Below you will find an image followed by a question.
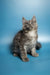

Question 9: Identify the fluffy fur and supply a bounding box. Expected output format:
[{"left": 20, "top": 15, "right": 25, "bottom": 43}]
[{"left": 12, "top": 16, "right": 41, "bottom": 62}]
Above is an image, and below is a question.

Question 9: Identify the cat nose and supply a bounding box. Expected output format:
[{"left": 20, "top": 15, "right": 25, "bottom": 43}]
[{"left": 26, "top": 27, "right": 30, "bottom": 30}]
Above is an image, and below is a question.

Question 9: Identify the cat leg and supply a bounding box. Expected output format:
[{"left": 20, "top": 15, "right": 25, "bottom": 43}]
[
  {"left": 36, "top": 42, "right": 41, "bottom": 50},
  {"left": 31, "top": 47, "right": 39, "bottom": 57},
  {"left": 12, "top": 44, "right": 19, "bottom": 56},
  {"left": 20, "top": 45, "right": 29, "bottom": 62}
]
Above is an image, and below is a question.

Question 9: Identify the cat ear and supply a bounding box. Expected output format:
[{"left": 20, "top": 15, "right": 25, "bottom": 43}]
[
  {"left": 31, "top": 16, "right": 36, "bottom": 23},
  {"left": 22, "top": 17, "right": 27, "bottom": 24}
]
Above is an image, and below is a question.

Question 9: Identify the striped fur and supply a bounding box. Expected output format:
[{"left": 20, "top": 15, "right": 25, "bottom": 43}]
[{"left": 12, "top": 16, "right": 41, "bottom": 62}]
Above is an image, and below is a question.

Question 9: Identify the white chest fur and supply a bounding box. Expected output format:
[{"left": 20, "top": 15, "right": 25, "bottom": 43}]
[
  {"left": 24, "top": 30, "right": 37, "bottom": 50},
  {"left": 28, "top": 30, "right": 37, "bottom": 37},
  {"left": 25, "top": 30, "right": 37, "bottom": 45},
  {"left": 28, "top": 30, "right": 37, "bottom": 44}
]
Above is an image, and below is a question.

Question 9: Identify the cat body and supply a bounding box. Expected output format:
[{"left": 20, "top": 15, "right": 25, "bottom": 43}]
[
  {"left": 24, "top": 30, "right": 38, "bottom": 52},
  {"left": 12, "top": 16, "right": 41, "bottom": 62}
]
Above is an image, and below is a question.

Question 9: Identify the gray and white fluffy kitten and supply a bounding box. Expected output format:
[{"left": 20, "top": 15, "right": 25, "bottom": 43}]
[{"left": 12, "top": 16, "right": 41, "bottom": 62}]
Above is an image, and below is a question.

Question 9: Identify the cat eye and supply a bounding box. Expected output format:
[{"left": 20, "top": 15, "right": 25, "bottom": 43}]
[{"left": 25, "top": 22, "right": 29, "bottom": 24}]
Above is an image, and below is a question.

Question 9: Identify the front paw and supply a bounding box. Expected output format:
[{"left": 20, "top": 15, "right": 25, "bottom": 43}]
[
  {"left": 13, "top": 53, "right": 18, "bottom": 56},
  {"left": 32, "top": 53, "right": 39, "bottom": 57},
  {"left": 22, "top": 58, "right": 29, "bottom": 62}
]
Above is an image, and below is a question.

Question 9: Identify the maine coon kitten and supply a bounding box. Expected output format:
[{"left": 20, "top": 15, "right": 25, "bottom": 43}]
[{"left": 12, "top": 16, "right": 41, "bottom": 62}]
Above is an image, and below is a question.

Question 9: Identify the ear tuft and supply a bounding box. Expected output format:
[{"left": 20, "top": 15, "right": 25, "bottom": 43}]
[
  {"left": 33, "top": 16, "right": 36, "bottom": 18},
  {"left": 22, "top": 17, "right": 26, "bottom": 24},
  {"left": 32, "top": 16, "right": 36, "bottom": 23},
  {"left": 22, "top": 17, "right": 25, "bottom": 20}
]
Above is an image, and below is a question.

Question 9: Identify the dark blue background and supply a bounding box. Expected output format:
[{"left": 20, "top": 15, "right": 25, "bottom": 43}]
[{"left": 0, "top": 0, "right": 50, "bottom": 75}]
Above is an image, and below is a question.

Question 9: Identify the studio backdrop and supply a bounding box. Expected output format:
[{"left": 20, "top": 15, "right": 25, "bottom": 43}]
[{"left": 0, "top": 0, "right": 50, "bottom": 75}]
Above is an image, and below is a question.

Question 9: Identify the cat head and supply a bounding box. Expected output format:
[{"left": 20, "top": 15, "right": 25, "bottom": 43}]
[{"left": 22, "top": 16, "right": 38, "bottom": 32}]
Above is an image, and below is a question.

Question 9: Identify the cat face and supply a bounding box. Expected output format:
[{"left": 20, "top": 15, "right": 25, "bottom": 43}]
[{"left": 22, "top": 16, "right": 38, "bottom": 32}]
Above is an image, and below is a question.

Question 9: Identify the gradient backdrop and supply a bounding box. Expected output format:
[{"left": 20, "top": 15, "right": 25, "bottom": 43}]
[{"left": 0, "top": 0, "right": 50, "bottom": 75}]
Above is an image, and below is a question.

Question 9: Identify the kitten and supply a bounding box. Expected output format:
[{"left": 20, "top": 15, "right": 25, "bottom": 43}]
[{"left": 12, "top": 16, "right": 41, "bottom": 62}]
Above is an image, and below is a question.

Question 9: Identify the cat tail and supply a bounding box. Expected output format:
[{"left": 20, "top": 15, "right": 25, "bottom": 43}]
[{"left": 36, "top": 42, "right": 42, "bottom": 50}]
